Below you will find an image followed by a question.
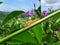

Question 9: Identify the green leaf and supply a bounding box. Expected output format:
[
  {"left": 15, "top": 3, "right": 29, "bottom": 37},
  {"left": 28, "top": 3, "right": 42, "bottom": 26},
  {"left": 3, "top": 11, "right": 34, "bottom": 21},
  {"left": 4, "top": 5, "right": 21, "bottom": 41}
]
[
  {"left": 49, "top": 37, "right": 56, "bottom": 45},
  {"left": 50, "top": 11, "right": 60, "bottom": 30},
  {"left": 2, "top": 10, "right": 25, "bottom": 25},
  {"left": 42, "top": 21, "right": 49, "bottom": 32},
  {"left": 52, "top": 41, "right": 60, "bottom": 45},
  {"left": 56, "top": 19, "right": 60, "bottom": 23},
  {"left": 32, "top": 24, "right": 42, "bottom": 44},
  {"left": 56, "top": 32, "right": 60, "bottom": 40},
  {"left": 21, "top": 43, "right": 37, "bottom": 45},
  {"left": 12, "top": 31, "right": 36, "bottom": 44},
  {"left": 7, "top": 39, "right": 37, "bottom": 45},
  {"left": 51, "top": 23, "right": 58, "bottom": 31},
  {"left": 34, "top": 6, "right": 42, "bottom": 18},
  {"left": 6, "top": 39, "right": 23, "bottom": 45},
  {"left": 53, "top": 12, "right": 60, "bottom": 21},
  {"left": 0, "top": 35, "right": 3, "bottom": 40}
]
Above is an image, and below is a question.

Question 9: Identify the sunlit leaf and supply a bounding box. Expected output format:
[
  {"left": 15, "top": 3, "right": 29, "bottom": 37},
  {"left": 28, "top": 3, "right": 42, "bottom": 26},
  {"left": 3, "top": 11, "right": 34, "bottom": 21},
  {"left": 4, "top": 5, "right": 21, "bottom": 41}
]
[
  {"left": 6, "top": 39, "right": 23, "bottom": 45},
  {"left": 12, "top": 31, "right": 36, "bottom": 44},
  {"left": 32, "top": 24, "right": 42, "bottom": 44},
  {"left": 2, "top": 11, "right": 25, "bottom": 25},
  {"left": 56, "top": 32, "right": 60, "bottom": 40},
  {"left": 52, "top": 12, "right": 60, "bottom": 21}
]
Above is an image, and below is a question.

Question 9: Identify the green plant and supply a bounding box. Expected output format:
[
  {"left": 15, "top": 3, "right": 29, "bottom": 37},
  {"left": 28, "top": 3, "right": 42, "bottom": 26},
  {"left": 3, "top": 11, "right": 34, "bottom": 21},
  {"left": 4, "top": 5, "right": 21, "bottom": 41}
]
[
  {"left": 0, "top": 0, "right": 60, "bottom": 45},
  {"left": 0, "top": 10, "right": 60, "bottom": 45}
]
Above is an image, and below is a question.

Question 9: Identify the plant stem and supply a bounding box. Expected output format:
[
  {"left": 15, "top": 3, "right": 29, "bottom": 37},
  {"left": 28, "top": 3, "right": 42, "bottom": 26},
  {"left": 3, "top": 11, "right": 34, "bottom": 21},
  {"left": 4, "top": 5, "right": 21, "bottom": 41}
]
[{"left": 0, "top": 10, "right": 60, "bottom": 43}]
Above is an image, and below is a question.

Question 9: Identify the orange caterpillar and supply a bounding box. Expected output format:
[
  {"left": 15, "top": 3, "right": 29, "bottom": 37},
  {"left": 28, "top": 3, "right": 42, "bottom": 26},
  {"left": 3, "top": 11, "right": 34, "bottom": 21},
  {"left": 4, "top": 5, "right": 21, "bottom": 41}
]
[{"left": 23, "top": 18, "right": 39, "bottom": 28}]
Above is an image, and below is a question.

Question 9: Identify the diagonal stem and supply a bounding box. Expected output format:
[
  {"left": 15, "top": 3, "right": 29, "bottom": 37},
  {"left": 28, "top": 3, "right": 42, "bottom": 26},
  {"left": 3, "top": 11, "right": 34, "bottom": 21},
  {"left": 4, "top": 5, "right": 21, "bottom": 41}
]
[{"left": 0, "top": 10, "right": 60, "bottom": 43}]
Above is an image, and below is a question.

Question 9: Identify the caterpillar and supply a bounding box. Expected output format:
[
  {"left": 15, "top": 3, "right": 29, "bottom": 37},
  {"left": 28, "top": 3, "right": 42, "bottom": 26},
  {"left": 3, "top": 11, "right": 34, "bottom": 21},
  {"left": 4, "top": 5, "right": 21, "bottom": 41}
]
[{"left": 23, "top": 18, "right": 39, "bottom": 28}]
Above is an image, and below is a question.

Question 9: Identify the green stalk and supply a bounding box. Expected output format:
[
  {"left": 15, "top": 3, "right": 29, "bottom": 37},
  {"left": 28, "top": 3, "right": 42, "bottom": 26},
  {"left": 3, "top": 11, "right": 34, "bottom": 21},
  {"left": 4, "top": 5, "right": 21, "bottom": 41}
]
[{"left": 0, "top": 10, "right": 60, "bottom": 43}]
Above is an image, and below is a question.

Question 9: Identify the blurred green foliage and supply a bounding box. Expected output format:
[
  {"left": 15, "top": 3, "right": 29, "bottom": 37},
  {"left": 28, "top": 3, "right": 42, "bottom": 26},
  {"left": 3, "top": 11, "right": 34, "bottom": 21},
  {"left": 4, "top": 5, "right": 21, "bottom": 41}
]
[{"left": 0, "top": 0, "right": 60, "bottom": 45}]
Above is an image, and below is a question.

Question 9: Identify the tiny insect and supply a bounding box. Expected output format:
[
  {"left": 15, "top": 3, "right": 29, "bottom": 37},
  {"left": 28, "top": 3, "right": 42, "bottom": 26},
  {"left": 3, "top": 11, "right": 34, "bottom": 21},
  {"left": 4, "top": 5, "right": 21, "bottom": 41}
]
[{"left": 23, "top": 18, "right": 39, "bottom": 28}]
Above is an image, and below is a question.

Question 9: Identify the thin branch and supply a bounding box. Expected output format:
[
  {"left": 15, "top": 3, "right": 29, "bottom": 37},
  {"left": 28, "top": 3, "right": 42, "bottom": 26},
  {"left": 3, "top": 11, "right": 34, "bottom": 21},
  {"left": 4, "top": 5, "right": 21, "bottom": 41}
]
[{"left": 0, "top": 10, "right": 60, "bottom": 43}]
